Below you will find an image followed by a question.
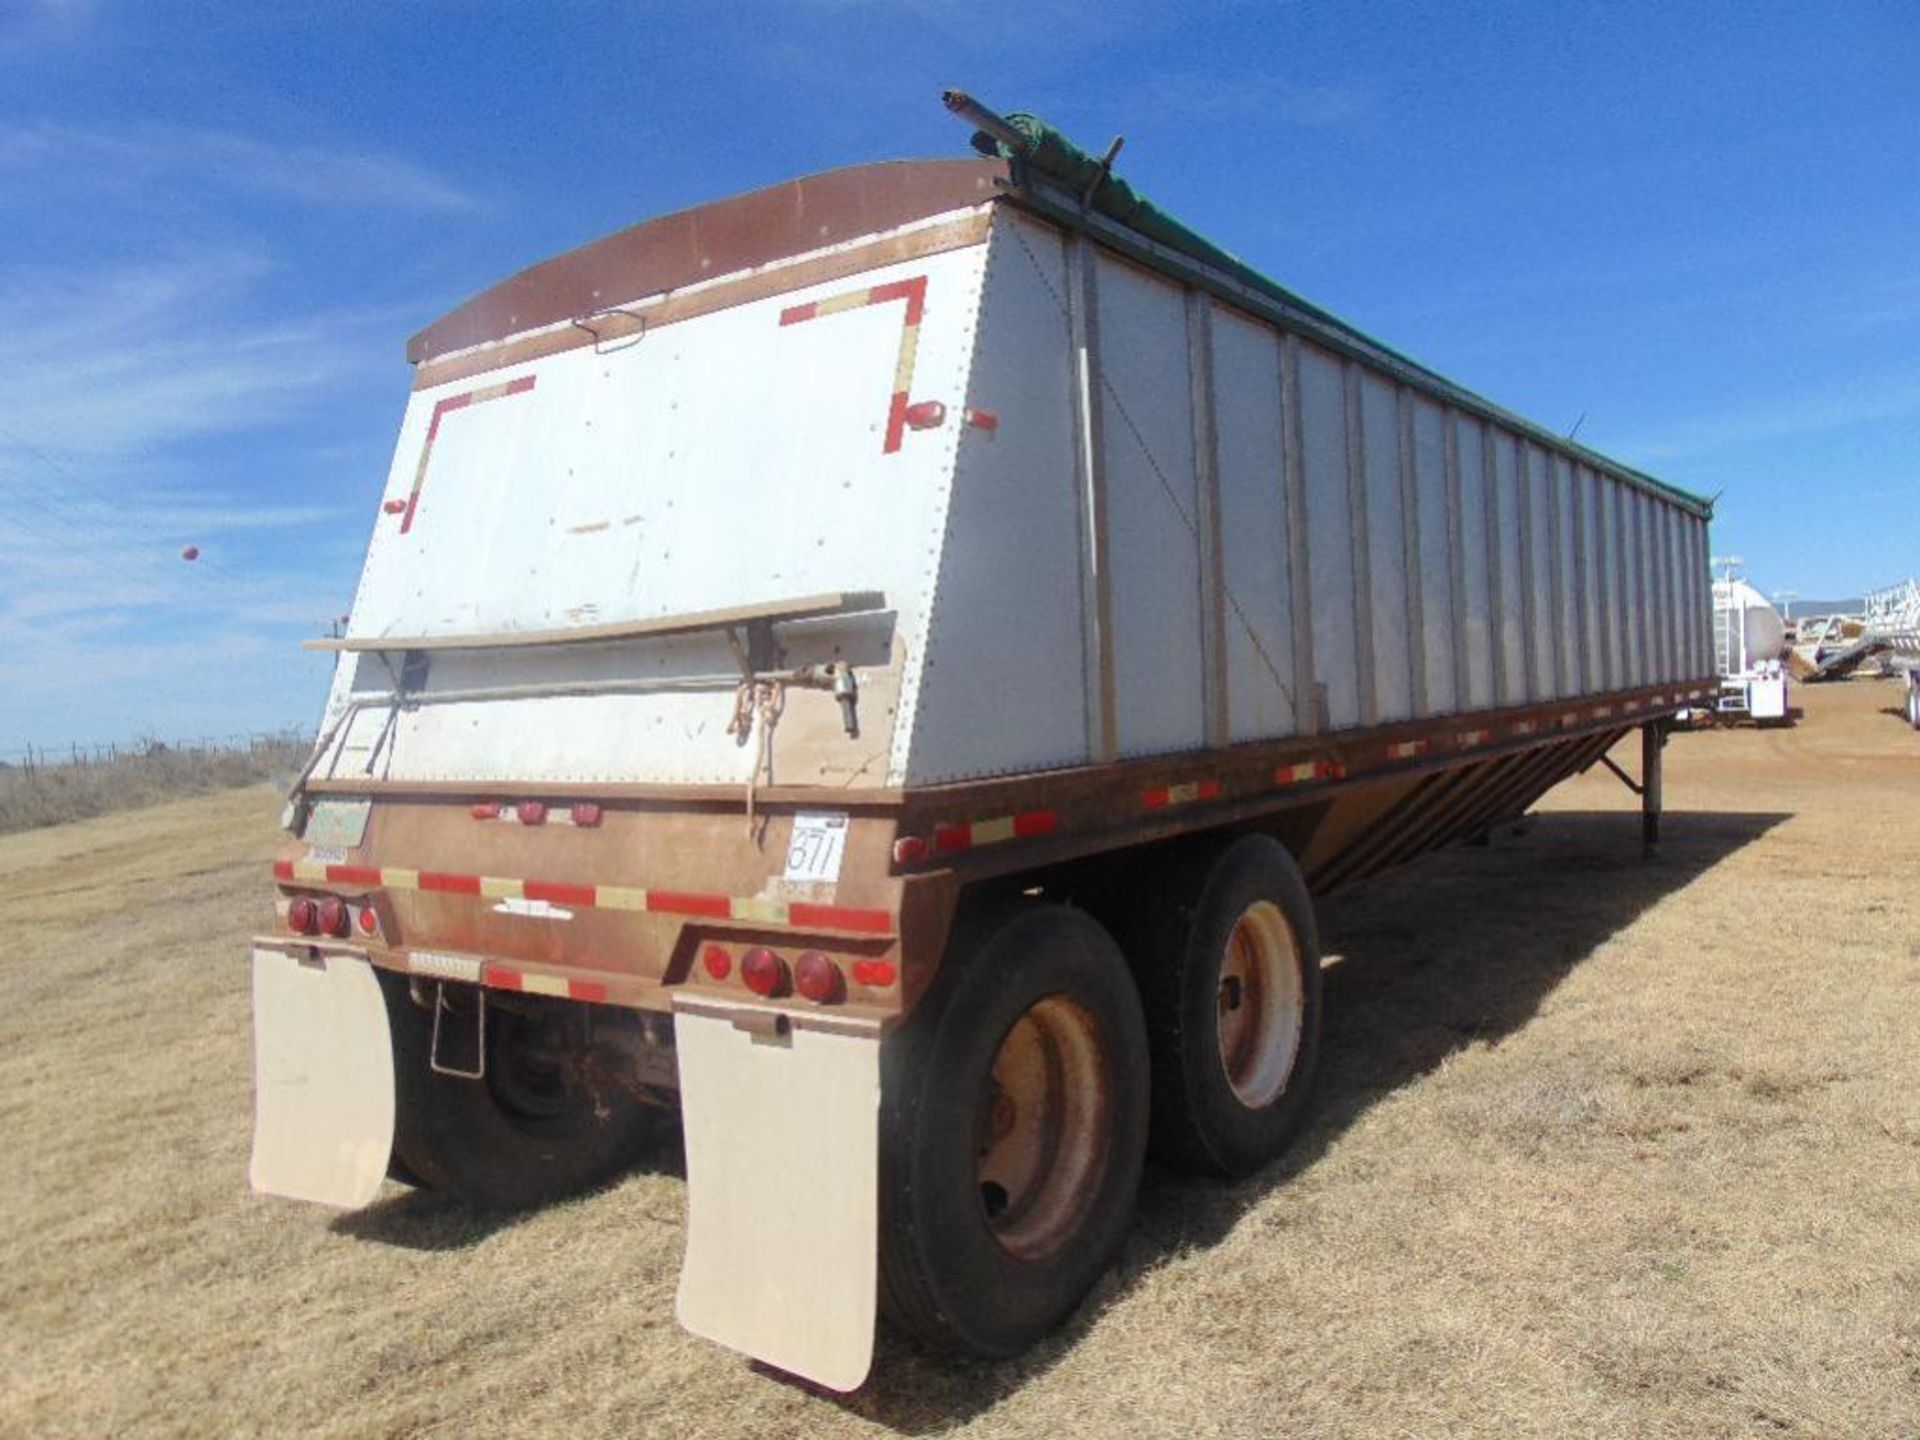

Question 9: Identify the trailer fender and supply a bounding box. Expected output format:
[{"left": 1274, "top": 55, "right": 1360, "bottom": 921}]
[
  {"left": 672, "top": 996, "right": 880, "bottom": 1392},
  {"left": 248, "top": 944, "right": 395, "bottom": 1209}
]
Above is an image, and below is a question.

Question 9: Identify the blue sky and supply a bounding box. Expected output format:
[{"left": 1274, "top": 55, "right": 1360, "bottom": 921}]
[{"left": 1, "top": 0, "right": 1914, "bottom": 748}]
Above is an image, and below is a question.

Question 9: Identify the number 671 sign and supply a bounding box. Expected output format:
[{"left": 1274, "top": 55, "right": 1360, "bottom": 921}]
[{"left": 783, "top": 812, "right": 850, "bottom": 885}]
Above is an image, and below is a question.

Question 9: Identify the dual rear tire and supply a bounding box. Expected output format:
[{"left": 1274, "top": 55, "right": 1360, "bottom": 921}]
[{"left": 880, "top": 835, "right": 1323, "bottom": 1356}]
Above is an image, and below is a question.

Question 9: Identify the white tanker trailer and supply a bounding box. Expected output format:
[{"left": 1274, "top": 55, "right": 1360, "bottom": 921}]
[{"left": 248, "top": 93, "right": 1718, "bottom": 1389}]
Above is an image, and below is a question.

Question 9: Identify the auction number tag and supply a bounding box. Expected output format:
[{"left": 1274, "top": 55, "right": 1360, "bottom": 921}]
[{"left": 784, "top": 811, "right": 849, "bottom": 885}]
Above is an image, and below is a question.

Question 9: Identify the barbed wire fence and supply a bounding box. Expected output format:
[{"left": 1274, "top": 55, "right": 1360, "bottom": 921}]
[{"left": 0, "top": 730, "right": 308, "bottom": 775}]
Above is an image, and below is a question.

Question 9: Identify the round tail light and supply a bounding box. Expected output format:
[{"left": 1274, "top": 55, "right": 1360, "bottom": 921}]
[
  {"left": 740, "top": 947, "right": 788, "bottom": 998},
  {"left": 317, "top": 896, "right": 351, "bottom": 938},
  {"left": 287, "top": 897, "right": 318, "bottom": 935},
  {"left": 516, "top": 800, "right": 548, "bottom": 826},
  {"left": 794, "top": 951, "right": 844, "bottom": 1004},
  {"left": 701, "top": 944, "right": 732, "bottom": 981}
]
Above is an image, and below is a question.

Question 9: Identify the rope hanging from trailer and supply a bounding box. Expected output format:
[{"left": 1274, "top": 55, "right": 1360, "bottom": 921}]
[{"left": 726, "top": 626, "right": 786, "bottom": 844}]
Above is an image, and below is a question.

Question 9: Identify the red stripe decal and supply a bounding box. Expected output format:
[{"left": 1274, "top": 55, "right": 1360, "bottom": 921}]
[
  {"left": 868, "top": 276, "right": 927, "bottom": 325},
  {"left": 931, "top": 822, "right": 972, "bottom": 854},
  {"left": 1013, "top": 810, "right": 1058, "bottom": 839},
  {"left": 883, "top": 390, "right": 910, "bottom": 455},
  {"left": 404, "top": 377, "right": 536, "bottom": 535},
  {"left": 326, "top": 864, "right": 384, "bottom": 888},
  {"left": 489, "top": 967, "right": 525, "bottom": 991},
  {"left": 570, "top": 979, "right": 609, "bottom": 1003},
  {"left": 524, "top": 879, "right": 597, "bottom": 908},
  {"left": 272, "top": 859, "right": 294, "bottom": 881},
  {"left": 420, "top": 871, "right": 482, "bottom": 895},
  {"left": 788, "top": 902, "right": 894, "bottom": 935},
  {"left": 646, "top": 891, "right": 733, "bottom": 919}
]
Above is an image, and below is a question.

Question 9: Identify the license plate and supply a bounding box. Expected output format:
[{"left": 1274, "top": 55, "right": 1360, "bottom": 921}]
[{"left": 306, "top": 797, "right": 372, "bottom": 849}]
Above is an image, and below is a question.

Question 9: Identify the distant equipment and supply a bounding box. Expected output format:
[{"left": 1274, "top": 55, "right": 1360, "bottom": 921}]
[{"left": 1710, "top": 557, "right": 1788, "bottom": 723}]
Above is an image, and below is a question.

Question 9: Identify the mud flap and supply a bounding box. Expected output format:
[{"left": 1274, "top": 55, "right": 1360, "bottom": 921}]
[
  {"left": 248, "top": 945, "right": 395, "bottom": 1209},
  {"left": 673, "top": 998, "right": 880, "bottom": 1392}
]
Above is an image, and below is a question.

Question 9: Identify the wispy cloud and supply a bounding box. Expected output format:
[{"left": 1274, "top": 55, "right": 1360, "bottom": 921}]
[
  {"left": 1620, "top": 371, "right": 1920, "bottom": 463},
  {"left": 0, "top": 120, "right": 480, "bottom": 212},
  {"left": 0, "top": 247, "right": 402, "bottom": 458}
]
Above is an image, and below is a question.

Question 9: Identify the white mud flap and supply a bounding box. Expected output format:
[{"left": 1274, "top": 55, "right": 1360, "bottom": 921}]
[
  {"left": 248, "top": 945, "right": 395, "bottom": 1209},
  {"left": 673, "top": 998, "right": 880, "bottom": 1392}
]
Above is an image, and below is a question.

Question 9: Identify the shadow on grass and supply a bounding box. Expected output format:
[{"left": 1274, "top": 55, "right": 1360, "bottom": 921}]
[
  {"left": 829, "top": 806, "right": 1788, "bottom": 1433},
  {"left": 330, "top": 1120, "right": 686, "bottom": 1253}
]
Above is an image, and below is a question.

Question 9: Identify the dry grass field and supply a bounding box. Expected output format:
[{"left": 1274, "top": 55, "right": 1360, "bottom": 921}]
[{"left": 5, "top": 678, "right": 1917, "bottom": 1439}]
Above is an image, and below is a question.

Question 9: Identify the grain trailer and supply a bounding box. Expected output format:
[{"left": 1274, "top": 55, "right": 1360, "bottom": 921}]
[{"left": 250, "top": 94, "right": 1717, "bottom": 1390}]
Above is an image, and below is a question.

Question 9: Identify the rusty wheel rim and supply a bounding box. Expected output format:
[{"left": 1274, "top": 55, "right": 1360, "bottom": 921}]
[
  {"left": 1216, "top": 900, "right": 1304, "bottom": 1109},
  {"left": 975, "top": 995, "right": 1110, "bottom": 1262}
]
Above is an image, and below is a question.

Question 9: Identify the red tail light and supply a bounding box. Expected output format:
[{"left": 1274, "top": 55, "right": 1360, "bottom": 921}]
[
  {"left": 701, "top": 944, "right": 732, "bottom": 981},
  {"left": 852, "top": 959, "right": 897, "bottom": 988},
  {"left": 357, "top": 904, "right": 379, "bottom": 937},
  {"left": 516, "top": 800, "right": 548, "bottom": 826},
  {"left": 740, "top": 947, "right": 788, "bottom": 998},
  {"left": 892, "top": 835, "right": 929, "bottom": 865},
  {"left": 569, "top": 802, "right": 603, "bottom": 827},
  {"left": 317, "top": 896, "right": 351, "bottom": 938},
  {"left": 471, "top": 801, "right": 501, "bottom": 820},
  {"left": 794, "top": 951, "right": 844, "bottom": 1004},
  {"left": 287, "top": 897, "right": 318, "bottom": 935},
  {"left": 904, "top": 399, "right": 947, "bottom": 430}
]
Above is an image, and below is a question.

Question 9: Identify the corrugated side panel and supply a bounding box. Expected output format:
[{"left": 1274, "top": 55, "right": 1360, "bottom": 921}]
[
  {"left": 1211, "top": 305, "right": 1298, "bottom": 743},
  {"left": 1360, "top": 373, "right": 1412, "bottom": 722},
  {"left": 1455, "top": 417, "right": 1496, "bottom": 710},
  {"left": 323, "top": 240, "right": 990, "bottom": 786},
  {"left": 1095, "top": 252, "right": 1208, "bottom": 759},
  {"left": 1298, "top": 344, "right": 1361, "bottom": 730},
  {"left": 1492, "top": 431, "right": 1528, "bottom": 705}
]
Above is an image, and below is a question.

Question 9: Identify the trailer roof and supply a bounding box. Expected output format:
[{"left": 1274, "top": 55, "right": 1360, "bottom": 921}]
[{"left": 407, "top": 158, "right": 1008, "bottom": 365}]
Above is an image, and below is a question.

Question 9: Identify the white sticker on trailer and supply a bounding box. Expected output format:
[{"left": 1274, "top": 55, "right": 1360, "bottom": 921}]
[{"left": 783, "top": 811, "right": 849, "bottom": 884}]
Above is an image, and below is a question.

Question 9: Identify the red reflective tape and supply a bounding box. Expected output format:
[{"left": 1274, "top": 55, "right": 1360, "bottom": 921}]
[
  {"left": 524, "top": 879, "right": 596, "bottom": 908},
  {"left": 489, "top": 967, "right": 526, "bottom": 991},
  {"left": 778, "top": 302, "right": 817, "bottom": 326},
  {"left": 425, "top": 392, "right": 471, "bottom": 442},
  {"left": 788, "top": 902, "right": 894, "bottom": 935},
  {"left": 420, "top": 871, "right": 482, "bottom": 895},
  {"left": 931, "top": 822, "right": 972, "bottom": 854},
  {"left": 883, "top": 390, "right": 910, "bottom": 454},
  {"left": 1013, "top": 810, "right": 1058, "bottom": 839},
  {"left": 1197, "top": 779, "right": 1223, "bottom": 801},
  {"left": 570, "top": 979, "right": 608, "bottom": 1003},
  {"left": 272, "top": 859, "right": 294, "bottom": 880},
  {"left": 1142, "top": 786, "right": 1171, "bottom": 810},
  {"left": 868, "top": 276, "right": 927, "bottom": 325},
  {"left": 646, "top": 890, "right": 733, "bottom": 919},
  {"left": 504, "top": 375, "right": 537, "bottom": 396},
  {"left": 326, "top": 865, "right": 384, "bottom": 888}
]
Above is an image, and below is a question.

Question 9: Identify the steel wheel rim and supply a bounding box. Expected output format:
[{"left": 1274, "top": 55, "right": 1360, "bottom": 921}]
[
  {"left": 975, "top": 995, "right": 1110, "bottom": 1262},
  {"left": 1216, "top": 900, "right": 1304, "bottom": 1109}
]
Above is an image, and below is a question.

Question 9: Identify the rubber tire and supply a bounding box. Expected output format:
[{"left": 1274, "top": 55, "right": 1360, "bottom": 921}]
[
  {"left": 378, "top": 972, "right": 658, "bottom": 1211},
  {"left": 1127, "top": 834, "right": 1323, "bottom": 1177},
  {"left": 879, "top": 904, "right": 1149, "bottom": 1358}
]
